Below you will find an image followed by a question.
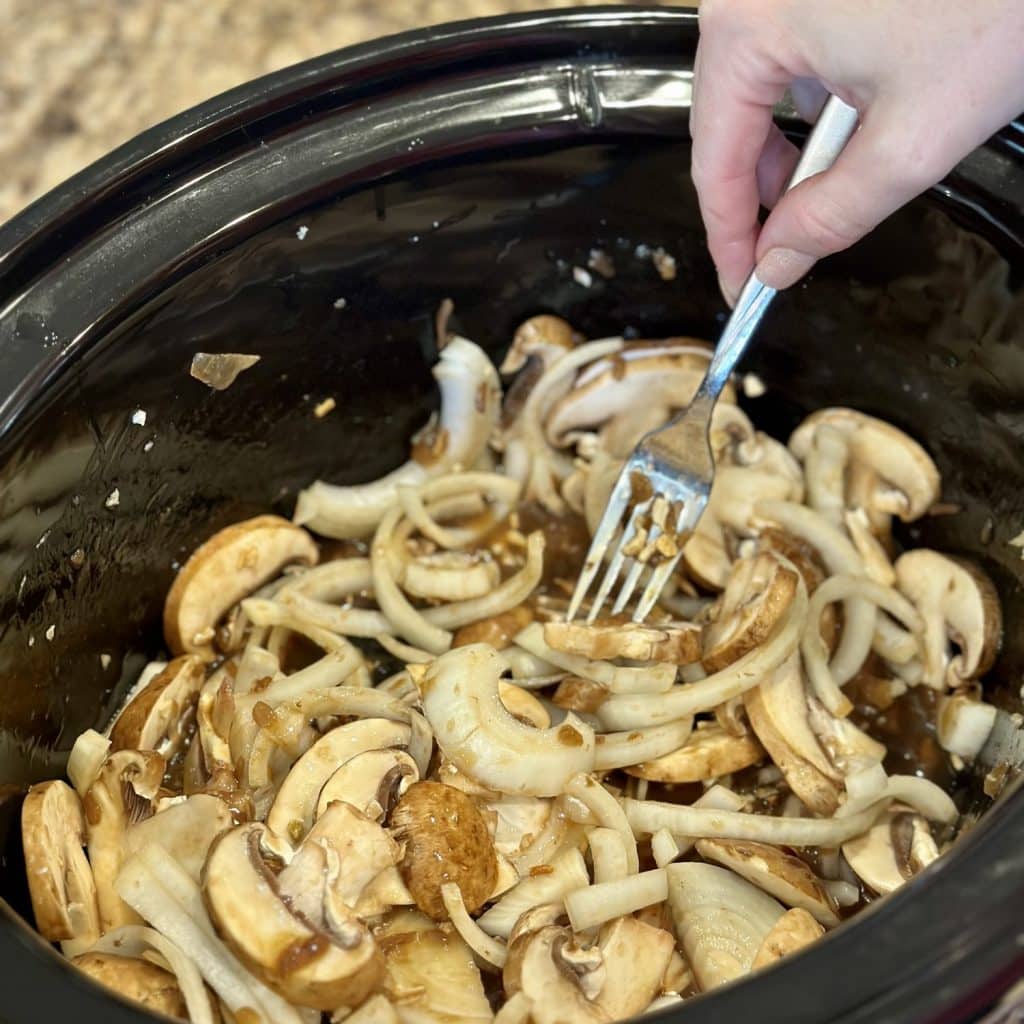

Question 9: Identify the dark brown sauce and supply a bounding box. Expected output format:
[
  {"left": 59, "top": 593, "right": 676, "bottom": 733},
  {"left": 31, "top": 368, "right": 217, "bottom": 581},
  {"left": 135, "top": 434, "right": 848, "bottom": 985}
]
[{"left": 516, "top": 502, "right": 590, "bottom": 588}]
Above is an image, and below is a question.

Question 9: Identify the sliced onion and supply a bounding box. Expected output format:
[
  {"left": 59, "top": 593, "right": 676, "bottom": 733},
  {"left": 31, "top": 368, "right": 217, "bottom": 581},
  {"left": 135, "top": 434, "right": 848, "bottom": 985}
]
[
  {"left": 281, "top": 558, "right": 373, "bottom": 601},
  {"left": 837, "top": 774, "right": 957, "bottom": 824},
  {"left": 672, "top": 785, "right": 749, "bottom": 856},
  {"left": 89, "top": 926, "right": 217, "bottom": 1024},
  {"left": 564, "top": 869, "right": 667, "bottom": 932},
  {"left": 397, "top": 473, "right": 520, "bottom": 549},
  {"left": 597, "top": 579, "right": 807, "bottom": 730},
  {"left": 587, "top": 827, "right": 629, "bottom": 884},
  {"left": 515, "top": 623, "right": 677, "bottom": 694},
  {"left": 802, "top": 574, "right": 922, "bottom": 717},
  {"left": 623, "top": 798, "right": 887, "bottom": 848},
  {"left": 67, "top": 729, "right": 111, "bottom": 798},
  {"left": 651, "top": 829, "right": 681, "bottom": 868},
  {"left": 420, "top": 644, "right": 595, "bottom": 797},
  {"left": 376, "top": 634, "right": 434, "bottom": 664},
  {"left": 477, "top": 848, "right": 589, "bottom": 938},
  {"left": 594, "top": 719, "right": 694, "bottom": 771},
  {"left": 244, "top": 596, "right": 381, "bottom": 648},
  {"left": 565, "top": 774, "right": 639, "bottom": 875},
  {"left": 513, "top": 799, "right": 574, "bottom": 872},
  {"left": 441, "top": 883, "right": 507, "bottom": 969}
]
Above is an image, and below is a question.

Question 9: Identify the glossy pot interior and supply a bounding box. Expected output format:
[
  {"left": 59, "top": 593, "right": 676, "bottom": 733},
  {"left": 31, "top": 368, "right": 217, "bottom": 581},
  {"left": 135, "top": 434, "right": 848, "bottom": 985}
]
[{"left": 1, "top": 7, "right": 1023, "bottom": 1024}]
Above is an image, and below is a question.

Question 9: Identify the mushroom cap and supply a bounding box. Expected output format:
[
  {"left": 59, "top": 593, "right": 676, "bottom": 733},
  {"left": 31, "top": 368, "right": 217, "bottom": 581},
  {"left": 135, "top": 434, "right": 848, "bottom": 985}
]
[
  {"left": 21, "top": 780, "right": 100, "bottom": 946},
  {"left": 390, "top": 781, "right": 498, "bottom": 920},
  {"left": 695, "top": 839, "right": 839, "bottom": 926},
  {"left": 71, "top": 953, "right": 189, "bottom": 1020},
  {"left": 315, "top": 749, "right": 419, "bottom": 824},
  {"left": 789, "top": 408, "right": 940, "bottom": 522},
  {"left": 503, "top": 925, "right": 610, "bottom": 1024},
  {"left": 203, "top": 822, "right": 383, "bottom": 1009},
  {"left": 164, "top": 515, "right": 318, "bottom": 658},
  {"left": 501, "top": 315, "right": 580, "bottom": 374},
  {"left": 593, "top": 916, "right": 676, "bottom": 1020},
  {"left": 842, "top": 811, "right": 938, "bottom": 896},
  {"left": 110, "top": 655, "right": 206, "bottom": 756},
  {"left": 894, "top": 550, "right": 1003, "bottom": 685},
  {"left": 626, "top": 721, "right": 764, "bottom": 783},
  {"left": 543, "top": 620, "right": 702, "bottom": 665},
  {"left": 266, "top": 717, "right": 412, "bottom": 841},
  {"left": 452, "top": 604, "right": 534, "bottom": 650},
  {"left": 703, "top": 554, "right": 799, "bottom": 672}
]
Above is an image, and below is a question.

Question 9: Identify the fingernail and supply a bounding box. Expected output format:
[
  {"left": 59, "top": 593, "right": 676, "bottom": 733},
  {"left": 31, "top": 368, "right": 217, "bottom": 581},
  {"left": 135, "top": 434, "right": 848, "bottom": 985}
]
[
  {"left": 755, "top": 248, "right": 816, "bottom": 290},
  {"left": 717, "top": 273, "right": 739, "bottom": 309}
]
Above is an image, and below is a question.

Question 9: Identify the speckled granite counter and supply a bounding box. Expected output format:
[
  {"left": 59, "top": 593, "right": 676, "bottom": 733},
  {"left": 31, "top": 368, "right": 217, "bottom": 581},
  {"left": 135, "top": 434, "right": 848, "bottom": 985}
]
[{"left": 1, "top": 0, "right": 682, "bottom": 225}]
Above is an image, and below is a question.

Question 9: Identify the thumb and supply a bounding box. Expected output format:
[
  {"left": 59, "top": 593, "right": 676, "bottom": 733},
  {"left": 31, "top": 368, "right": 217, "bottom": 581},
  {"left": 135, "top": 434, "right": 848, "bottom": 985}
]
[{"left": 753, "top": 119, "right": 930, "bottom": 290}]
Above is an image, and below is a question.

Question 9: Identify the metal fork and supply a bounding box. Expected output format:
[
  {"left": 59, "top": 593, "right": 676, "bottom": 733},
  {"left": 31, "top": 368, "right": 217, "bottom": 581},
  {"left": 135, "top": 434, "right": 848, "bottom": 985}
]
[{"left": 566, "top": 95, "right": 860, "bottom": 624}]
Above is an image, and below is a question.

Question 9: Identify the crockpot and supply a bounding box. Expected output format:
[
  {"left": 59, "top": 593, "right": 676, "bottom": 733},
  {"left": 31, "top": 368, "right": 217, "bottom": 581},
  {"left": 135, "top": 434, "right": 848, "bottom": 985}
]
[{"left": 1, "top": 6, "right": 1023, "bottom": 1023}]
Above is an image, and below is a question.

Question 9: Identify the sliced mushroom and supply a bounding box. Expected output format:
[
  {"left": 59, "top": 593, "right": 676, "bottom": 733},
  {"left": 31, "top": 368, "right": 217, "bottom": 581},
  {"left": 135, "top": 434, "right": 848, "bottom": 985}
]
[
  {"left": 667, "top": 862, "right": 785, "bottom": 991},
  {"left": 315, "top": 749, "right": 419, "bottom": 823},
  {"left": 66, "top": 729, "right": 112, "bottom": 799},
  {"left": 344, "top": 993, "right": 400, "bottom": 1024},
  {"left": 376, "top": 909, "right": 492, "bottom": 1023},
  {"left": 789, "top": 408, "right": 940, "bottom": 525},
  {"left": 503, "top": 925, "right": 609, "bottom": 1024},
  {"left": 695, "top": 839, "right": 839, "bottom": 926},
  {"left": 71, "top": 953, "right": 189, "bottom": 1020},
  {"left": 625, "top": 721, "right": 764, "bottom": 783},
  {"left": 545, "top": 340, "right": 734, "bottom": 448},
  {"left": 165, "top": 515, "right": 319, "bottom": 658},
  {"left": 390, "top": 781, "right": 498, "bottom": 920},
  {"left": 124, "top": 793, "right": 234, "bottom": 884},
  {"left": 543, "top": 620, "right": 702, "bottom": 665},
  {"left": 841, "top": 811, "right": 939, "bottom": 896},
  {"left": 502, "top": 315, "right": 580, "bottom": 374},
  {"left": 593, "top": 916, "right": 676, "bottom": 1020},
  {"left": 110, "top": 655, "right": 206, "bottom": 757},
  {"left": 452, "top": 604, "right": 534, "bottom": 649},
  {"left": 84, "top": 750, "right": 165, "bottom": 931},
  {"left": 204, "top": 822, "right": 383, "bottom": 1009},
  {"left": 703, "top": 554, "right": 799, "bottom": 671},
  {"left": 936, "top": 693, "right": 998, "bottom": 760},
  {"left": 22, "top": 781, "right": 100, "bottom": 955},
  {"left": 751, "top": 908, "right": 825, "bottom": 969},
  {"left": 500, "top": 682, "right": 552, "bottom": 729},
  {"left": 266, "top": 718, "right": 411, "bottom": 841},
  {"left": 894, "top": 551, "right": 1003, "bottom": 688},
  {"left": 553, "top": 677, "right": 609, "bottom": 715},
  {"left": 745, "top": 684, "right": 841, "bottom": 816}
]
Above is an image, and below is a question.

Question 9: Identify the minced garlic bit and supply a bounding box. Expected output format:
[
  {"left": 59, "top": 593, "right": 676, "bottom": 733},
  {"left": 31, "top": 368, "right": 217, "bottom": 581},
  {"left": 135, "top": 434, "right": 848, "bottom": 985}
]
[
  {"left": 572, "top": 266, "right": 593, "bottom": 288},
  {"left": 190, "top": 352, "right": 261, "bottom": 391},
  {"left": 314, "top": 397, "right": 337, "bottom": 419},
  {"left": 1010, "top": 530, "right": 1024, "bottom": 558},
  {"left": 742, "top": 373, "right": 767, "bottom": 399},
  {"left": 130, "top": 409, "right": 147, "bottom": 427},
  {"left": 104, "top": 488, "right": 120, "bottom": 509},
  {"left": 45, "top": 625, "right": 55, "bottom": 642},
  {"left": 333, "top": 297, "right": 347, "bottom": 310},
  {"left": 296, "top": 225, "right": 309, "bottom": 240},
  {"left": 100, "top": 654, "right": 112, "bottom": 670},
  {"left": 652, "top": 247, "right": 677, "bottom": 281}
]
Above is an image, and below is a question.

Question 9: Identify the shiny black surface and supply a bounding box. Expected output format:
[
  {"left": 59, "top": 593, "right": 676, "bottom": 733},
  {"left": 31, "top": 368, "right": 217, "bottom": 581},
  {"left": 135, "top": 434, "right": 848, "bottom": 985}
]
[{"left": 0, "top": 7, "right": 1023, "bottom": 1024}]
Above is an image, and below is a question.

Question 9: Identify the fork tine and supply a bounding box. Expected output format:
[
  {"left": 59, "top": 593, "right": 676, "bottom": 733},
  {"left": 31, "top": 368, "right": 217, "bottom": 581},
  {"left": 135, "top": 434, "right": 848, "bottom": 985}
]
[
  {"left": 566, "top": 471, "right": 635, "bottom": 622},
  {"left": 586, "top": 499, "right": 649, "bottom": 623},
  {"left": 610, "top": 540, "right": 655, "bottom": 615},
  {"left": 632, "top": 553, "right": 684, "bottom": 623}
]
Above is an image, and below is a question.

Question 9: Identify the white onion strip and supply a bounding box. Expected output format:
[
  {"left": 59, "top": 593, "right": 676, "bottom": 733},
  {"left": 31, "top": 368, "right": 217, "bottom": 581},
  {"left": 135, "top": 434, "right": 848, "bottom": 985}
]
[
  {"left": 593, "top": 719, "right": 694, "bottom": 771},
  {"left": 515, "top": 623, "right": 677, "bottom": 694},
  {"left": 89, "top": 926, "right": 217, "bottom": 1024},
  {"left": 398, "top": 473, "right": 520, "bottom": 549},
  {"left": 565, "top": 774, "right": 639, "bottom": 875},
  {"left": 376, "top": 633, "right": 434, "bottom": 664},
  {"left": 596, "top": 579, "right": 807, "bottom": 730},
  {"left": 244, "top": 595, "right": 383, "bottom": 647},
  {"left": 564, "top": 869, "right": 667, "bottom": 932},
  {"left": 587, "top": 827, "right": 629, "bottom": 884},
  {"left": 802, "top": 574, "right": 922, "bottom": 717},
  {"left": 441, "top": 883, "right": 507, "bottom": 969},
  {"left": 838, "top": 774, "right": 957, "bottom": 824},
  {"left": 651, "top": 829, "right": 681, "bottom": 868},
  {"left": 624, "top": 798, "right": 887, "bottom": 848}
]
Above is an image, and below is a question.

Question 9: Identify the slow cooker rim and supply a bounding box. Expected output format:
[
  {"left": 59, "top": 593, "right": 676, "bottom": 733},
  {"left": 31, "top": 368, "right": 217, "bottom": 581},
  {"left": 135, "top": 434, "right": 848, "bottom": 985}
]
[{"left": 0, "top": 7, "right": 1022, "bottom": 1024}]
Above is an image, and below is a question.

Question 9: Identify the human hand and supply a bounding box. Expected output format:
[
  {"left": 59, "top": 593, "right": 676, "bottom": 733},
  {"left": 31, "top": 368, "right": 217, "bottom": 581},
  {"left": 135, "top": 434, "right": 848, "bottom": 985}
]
[{"left": 691, "top": 0, "right": 1024, "bottom": 304}]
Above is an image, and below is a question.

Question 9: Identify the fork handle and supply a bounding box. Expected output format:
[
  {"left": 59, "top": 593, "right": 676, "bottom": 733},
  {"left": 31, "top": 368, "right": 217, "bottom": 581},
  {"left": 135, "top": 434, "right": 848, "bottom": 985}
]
[{"left": 692, "top": 95, "right": 861, "bottom": 411}]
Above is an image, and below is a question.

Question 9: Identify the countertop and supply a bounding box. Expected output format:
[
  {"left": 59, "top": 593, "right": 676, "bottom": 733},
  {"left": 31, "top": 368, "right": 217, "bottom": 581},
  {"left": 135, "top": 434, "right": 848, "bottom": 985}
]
[{"left": 1, "top": 0, "right": 680, "bottom": 226}]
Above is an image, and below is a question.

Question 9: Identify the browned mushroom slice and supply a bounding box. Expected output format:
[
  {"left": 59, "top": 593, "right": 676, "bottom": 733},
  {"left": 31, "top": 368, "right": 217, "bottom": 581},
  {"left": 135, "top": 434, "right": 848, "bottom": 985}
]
[
  {"left": 552, "top": 676, "right": 609, "bottom": 715},
  {"left": 593, "top": 916, "right": 676, "bottom": 1019},
  {"left": 745, "top": 685, "right": 841, "bottom": 816},
  {"left": 543, "top": 620, "right": 702, "bottom": 665},
  {"left": 164, "top": 515, "right": 319, "bottom": 658},
  {"left": 503, "top": 924, "right": 610, "bottom": 1024},
  {"left": 894, "top": 550, "right": 1003, "bottom": 688},
  {"left": 204, "top": 822, "right": 383, "bottom": 1009},
  {"left": 841, "top": 811, "right": 940, "bottom": 896},
  {"left": 72, "top": 953, "right": 189, "bottom": 1020},
  {"left": 695, "top": 839, "right": 839, "bottom": 926},
  {"left": 501, "top": 315, "right": 580, "bottom": 374},
  {"left": 84, "top": 750, "right": 166, "bottom": 931},
  {"left": 751, "top": 908, "right": 825, "bottom": 969},
  {"left": 702, "top": 554, "right": 799, "bottom": 672},
  {"left": 110, "top": 655, "right": 206, "bottom": 756},
  {"left": 390, "top": 781, "right": 498, "bottom": 920},
  {"left": 788, "top": 408, "right": 940, "bottom": 525},
  {"left": 626, "top": 722, "right": 764, "bottom": 783},
  {"left": 452, "top": 605, "right": 535, "bottom": 649},
  {"left": 21, "top": 781, "right": 100, "bottom": 954}
]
